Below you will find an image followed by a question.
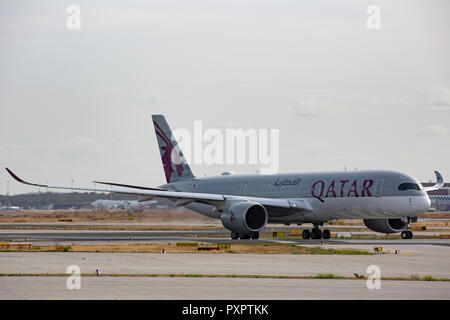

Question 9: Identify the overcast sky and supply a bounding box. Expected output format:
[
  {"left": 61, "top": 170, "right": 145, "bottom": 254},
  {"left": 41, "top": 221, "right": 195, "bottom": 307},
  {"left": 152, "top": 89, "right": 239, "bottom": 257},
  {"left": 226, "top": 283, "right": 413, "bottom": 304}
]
[{"left": 1, "top": 0, "right": 449, "bottom": 195}]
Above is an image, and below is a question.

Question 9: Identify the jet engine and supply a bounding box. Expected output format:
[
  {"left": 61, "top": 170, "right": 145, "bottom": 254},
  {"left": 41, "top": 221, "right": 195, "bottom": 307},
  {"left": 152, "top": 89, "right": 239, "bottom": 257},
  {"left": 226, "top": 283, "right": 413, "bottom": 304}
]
[
  {"left": 221, "top": 202, "right": 268, "bottom": 238},
  {"left": 363, "top": 218, "right": 410, "bottom": 234}
]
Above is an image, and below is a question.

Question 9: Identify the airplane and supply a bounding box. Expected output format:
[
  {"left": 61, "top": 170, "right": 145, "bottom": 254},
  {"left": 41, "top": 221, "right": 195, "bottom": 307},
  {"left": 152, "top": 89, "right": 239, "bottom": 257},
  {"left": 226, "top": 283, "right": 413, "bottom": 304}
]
[
  {"left": 91, "top": 199, "right": 146, "bottom": 212},
  {"left": 0, "top": 205, "right": 22, "bottom": 211},
  {"left": 5, "top": 114, "right": 445, "bottom": 240}
]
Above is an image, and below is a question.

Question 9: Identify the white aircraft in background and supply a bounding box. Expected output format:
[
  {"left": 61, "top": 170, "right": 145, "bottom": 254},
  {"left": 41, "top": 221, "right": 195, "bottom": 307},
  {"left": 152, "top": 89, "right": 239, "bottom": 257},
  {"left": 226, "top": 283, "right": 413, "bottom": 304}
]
[
  {"left": 5, "top": 115, "right": 445, "bottom": 240},
  {"left": 91, "top": 199, "right": 155, "bottom": 212},
  {"left": 0, "top": 205, "right": 22, "bottom": 211}
]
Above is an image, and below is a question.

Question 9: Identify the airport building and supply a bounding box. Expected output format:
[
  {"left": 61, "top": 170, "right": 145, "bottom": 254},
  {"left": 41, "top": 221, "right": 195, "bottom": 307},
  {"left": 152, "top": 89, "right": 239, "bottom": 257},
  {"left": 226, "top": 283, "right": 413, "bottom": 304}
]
[
  {"left": 424, "top": 182, "right": 450, "bottom": 212},
  {"left": 429, "top": 196, "right": 450, "bottom": 212}
]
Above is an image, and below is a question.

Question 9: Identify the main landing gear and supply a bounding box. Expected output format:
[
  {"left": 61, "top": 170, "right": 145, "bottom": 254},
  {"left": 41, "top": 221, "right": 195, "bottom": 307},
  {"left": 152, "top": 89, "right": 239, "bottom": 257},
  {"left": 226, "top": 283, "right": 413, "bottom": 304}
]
[
  {"left": 231, "top": 231, "right": 259, "bottom": 240},
  {"left": 401, "top": 230, "right": 413, "bottom": 239},
  {"left": 302, "top": 225, "right": 331, "bottom": 240}
]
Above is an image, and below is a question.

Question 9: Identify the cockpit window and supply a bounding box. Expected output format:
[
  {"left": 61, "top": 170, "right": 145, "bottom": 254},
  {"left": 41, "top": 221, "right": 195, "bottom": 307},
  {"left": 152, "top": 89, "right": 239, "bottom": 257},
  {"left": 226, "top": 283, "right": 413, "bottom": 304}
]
[{"left": 398, "top": 183, "right": 421, "bottom": 191}]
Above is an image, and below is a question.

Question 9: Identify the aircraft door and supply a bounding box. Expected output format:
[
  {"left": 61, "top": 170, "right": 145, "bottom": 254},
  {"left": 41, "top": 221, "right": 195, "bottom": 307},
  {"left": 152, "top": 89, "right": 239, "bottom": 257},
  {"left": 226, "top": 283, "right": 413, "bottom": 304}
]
[
  {"left": 374, "top": 179, "right": 384, "bottom": 197},
  {"left": 239, "top": 183, "right": 248, "bottom": 196}
]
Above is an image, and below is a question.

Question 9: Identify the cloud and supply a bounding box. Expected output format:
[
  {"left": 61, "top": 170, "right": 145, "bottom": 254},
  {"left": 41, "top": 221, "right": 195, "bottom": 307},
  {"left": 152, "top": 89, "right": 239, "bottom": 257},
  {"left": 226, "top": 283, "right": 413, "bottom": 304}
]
[
  {"left": 0, "top": 139, "right": 19, "bottom": 159},
  {"left": 426, "top": 87, "right": 450, "bottom": 110},
  {"left": 137, "top": 96, "right": 156, "bottom": 106},
  {"left": 48, "top": 137, "right": 104, "bottom": 158},
  {"left": 0, "top": 137, "right": 104, "bottom": 163},
  {"left": 418, "top": 125, "right": 449, "bottom": 136},
  {"left": 293, "top": 106, "right": 317, "bottom": 118},
  {"left": 215, "top": 120, "right": 243, "bottom": 128},
  {"left": 291, "top": 95, "right": 341, "bottom": 118}
]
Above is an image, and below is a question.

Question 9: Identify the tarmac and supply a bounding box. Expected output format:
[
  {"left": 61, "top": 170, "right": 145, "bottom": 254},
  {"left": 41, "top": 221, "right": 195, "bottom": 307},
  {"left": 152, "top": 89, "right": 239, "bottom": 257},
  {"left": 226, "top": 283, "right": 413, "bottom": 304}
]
[
  {"left": 1, "top": 277, "right": 449, "bottom": 299},
  {"left": 1, "top": 247, "right": 449, "bottom": 278},
  {"left": 1, "top": 227, "right": 449, "bottom": 300},
  {"left": 1, "top": 229, "right": 450, "bottom": 246}
]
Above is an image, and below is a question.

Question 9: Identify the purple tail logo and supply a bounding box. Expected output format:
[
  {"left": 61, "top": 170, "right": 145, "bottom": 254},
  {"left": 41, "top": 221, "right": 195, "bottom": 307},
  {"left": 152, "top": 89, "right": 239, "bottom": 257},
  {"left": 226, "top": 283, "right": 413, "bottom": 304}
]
[{"left": 153, "top": 120, "right": 184, "bottom": 183}]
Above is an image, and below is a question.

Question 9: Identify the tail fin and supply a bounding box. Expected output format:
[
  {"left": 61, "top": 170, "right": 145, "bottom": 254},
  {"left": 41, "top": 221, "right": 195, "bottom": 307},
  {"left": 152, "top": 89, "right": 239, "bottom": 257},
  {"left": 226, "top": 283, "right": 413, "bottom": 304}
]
[{"left": 152, "top": 114, "right": 194, "bottom": 183}]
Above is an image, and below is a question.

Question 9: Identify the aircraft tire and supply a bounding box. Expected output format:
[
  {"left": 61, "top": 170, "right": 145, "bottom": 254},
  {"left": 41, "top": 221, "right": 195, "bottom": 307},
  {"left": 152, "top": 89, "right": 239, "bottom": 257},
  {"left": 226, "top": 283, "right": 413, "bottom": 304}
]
[
  {"left": 302, "top": 230, "right": 311, "bottom": 239},
  {"left": 322, "top": 229, "right": 331, "bottom": 239},
  {"left": 311, "top": 229, "right": 322, "bottom": 240}
]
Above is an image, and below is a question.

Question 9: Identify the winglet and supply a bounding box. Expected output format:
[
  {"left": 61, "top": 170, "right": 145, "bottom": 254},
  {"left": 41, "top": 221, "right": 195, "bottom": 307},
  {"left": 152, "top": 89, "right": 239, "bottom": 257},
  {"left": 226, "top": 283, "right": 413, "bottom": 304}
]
[
  {"left": 424, "top": 170, "right": 444, "bottom": 192},
  {"left": 434, "top": 170, "right": 444, "bottom": 189},
  {"left": 5, "top": 168, "right": 46, "bottom": 187}
]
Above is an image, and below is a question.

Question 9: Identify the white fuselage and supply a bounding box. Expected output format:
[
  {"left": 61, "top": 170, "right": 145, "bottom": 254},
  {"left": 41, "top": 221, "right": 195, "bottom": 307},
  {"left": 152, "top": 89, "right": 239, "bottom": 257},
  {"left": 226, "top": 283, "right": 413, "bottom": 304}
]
[{"left": 164, "top": 170, "right": 431, "bottom": 223}]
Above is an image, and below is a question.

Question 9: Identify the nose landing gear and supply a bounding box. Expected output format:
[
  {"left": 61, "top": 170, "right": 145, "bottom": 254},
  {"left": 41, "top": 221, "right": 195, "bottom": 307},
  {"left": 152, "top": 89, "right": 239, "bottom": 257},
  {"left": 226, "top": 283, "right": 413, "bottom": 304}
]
[{"left": 401, "top": 230, "right": 413, "bottom": 239}]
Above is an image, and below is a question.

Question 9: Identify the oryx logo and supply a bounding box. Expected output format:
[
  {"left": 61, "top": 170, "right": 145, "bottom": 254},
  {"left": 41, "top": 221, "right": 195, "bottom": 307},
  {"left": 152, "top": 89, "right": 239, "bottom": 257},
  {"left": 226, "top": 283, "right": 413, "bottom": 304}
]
[
  {"left": 153, "top": 120, "right": 184, "bottom": 182},
  {"left": 230, "top": 211, "right": 236, "bottom": 222}
]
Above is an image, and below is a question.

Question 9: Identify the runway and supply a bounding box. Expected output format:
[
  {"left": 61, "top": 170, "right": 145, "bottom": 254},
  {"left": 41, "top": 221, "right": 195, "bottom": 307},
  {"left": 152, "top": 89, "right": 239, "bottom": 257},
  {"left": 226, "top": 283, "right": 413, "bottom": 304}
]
[
  {"left": 1, "top": 229, "right": 449, "bottom": 246},
  {"left": 1, "top": 277, "right": 449, "bottom": 299},
  {"left": 1, "top": 247, "right": 449, "bottom": 278}
]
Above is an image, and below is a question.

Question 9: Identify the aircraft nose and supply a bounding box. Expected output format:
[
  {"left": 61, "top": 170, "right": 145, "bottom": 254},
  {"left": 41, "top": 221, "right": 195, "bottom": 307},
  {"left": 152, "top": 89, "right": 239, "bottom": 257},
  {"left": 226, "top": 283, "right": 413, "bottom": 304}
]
[
  {"left": 425, "top": 195, "right": 431, "bottom": 210},
  {"left": 416, "top": 195, "right": 431, "bottom": 212}
]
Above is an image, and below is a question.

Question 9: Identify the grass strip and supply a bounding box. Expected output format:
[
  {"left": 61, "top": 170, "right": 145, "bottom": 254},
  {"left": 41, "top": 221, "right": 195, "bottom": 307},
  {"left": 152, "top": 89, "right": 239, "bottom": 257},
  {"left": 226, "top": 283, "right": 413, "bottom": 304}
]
[
  {"left": 0, "top": 273, "right": 448, "bottom": 282},
  {"left": 0, "top": 243, "right": 371, "bottom": 255}
]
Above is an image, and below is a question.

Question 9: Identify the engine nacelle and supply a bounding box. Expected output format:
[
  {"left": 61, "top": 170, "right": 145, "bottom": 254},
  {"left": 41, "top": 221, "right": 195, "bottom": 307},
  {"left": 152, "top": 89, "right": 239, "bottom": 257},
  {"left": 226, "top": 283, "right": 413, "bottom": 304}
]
[
  {"left": 221, "top": 202, "right": 268, "bottom": 235},
  {"left": 363, "top": 218, "right": 409, "bottom": 234}
]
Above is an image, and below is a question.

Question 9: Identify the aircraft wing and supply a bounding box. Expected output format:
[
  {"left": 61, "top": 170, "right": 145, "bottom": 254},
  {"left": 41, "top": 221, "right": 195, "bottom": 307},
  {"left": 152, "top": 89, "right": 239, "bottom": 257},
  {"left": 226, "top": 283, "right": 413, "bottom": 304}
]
[
  {"left": 92, "top": 180, "right": 167, "bottom": 191},
  {"left": 5, "top": 168, "right": 313, "bottom": 212},
  {"left": 423, "top": 171, "right": 444, "bottom": 192}
]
